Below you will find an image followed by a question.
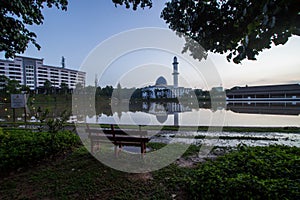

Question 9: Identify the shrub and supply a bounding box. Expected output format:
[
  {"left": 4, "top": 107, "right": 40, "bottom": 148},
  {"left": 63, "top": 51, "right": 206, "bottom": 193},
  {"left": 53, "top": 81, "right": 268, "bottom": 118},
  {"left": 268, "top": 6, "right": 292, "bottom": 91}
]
[
  {"left": 0, "top": 129, "right": 80, "bottom": 172},
  {"left": 186, "top": 145, "right": 300, "bottom": 199}
]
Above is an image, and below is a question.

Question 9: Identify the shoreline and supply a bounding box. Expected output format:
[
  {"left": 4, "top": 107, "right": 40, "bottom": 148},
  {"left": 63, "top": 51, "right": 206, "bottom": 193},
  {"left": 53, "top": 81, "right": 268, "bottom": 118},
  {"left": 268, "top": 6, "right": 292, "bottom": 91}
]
[{"left": 1, "top": 122, "right": 299, "bottom": 133}]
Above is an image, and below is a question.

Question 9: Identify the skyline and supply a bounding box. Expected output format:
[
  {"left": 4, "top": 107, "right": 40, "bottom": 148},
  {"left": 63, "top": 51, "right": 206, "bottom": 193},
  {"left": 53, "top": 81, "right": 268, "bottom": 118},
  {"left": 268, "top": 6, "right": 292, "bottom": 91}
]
[{"left": 0, "top": 0, "right": 299, "bottom": 89}]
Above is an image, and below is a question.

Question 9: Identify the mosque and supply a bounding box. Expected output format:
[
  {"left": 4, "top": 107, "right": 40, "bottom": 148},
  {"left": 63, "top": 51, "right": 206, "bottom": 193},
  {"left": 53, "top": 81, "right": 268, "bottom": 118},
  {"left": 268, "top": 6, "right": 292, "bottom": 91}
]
[{"left": 141, "top": 57, "right": 192, "bottom": 99}]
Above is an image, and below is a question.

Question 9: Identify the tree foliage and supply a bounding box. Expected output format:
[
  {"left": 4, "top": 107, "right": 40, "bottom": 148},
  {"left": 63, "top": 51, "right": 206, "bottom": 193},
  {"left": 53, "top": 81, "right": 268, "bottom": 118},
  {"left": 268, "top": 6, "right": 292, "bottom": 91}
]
[
  {"left": 2, "top": 0, "right": 299, "bottom": 64},
  {"left": 43, "top": 79, "right": 53, "bottom": 94},
  {"left": 60, "top": 82, "right": 69, "bottom": 94},
  {"left": 112, "top": 0, "right": 152, "bottom": 10},
  {"left": 0, "top": 75, "right": 21, "bottom": 94},
  {"left": 161, "top": 0, "right": 300, "bottom": 63},
  {"left": 0, "top": 0, "right": 68, "bottom": 58}
]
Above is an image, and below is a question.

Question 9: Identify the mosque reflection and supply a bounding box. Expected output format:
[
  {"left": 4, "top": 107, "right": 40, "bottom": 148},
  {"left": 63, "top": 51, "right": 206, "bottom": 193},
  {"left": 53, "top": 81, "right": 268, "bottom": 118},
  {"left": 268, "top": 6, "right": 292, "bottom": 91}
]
[
  {"left": 141, "top": 102, "right": 192, "bottom": 125},
  {"left": 104, "top": 100, "right": 300, "bottom": 125},
  {"left": 124, "top": 100, "right": 300, "bottom": 118}
]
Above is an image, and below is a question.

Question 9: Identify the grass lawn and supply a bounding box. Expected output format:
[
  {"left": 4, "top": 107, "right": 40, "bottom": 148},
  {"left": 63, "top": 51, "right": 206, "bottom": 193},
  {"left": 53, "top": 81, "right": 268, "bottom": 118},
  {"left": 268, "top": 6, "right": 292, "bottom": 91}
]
[
  {"left": 0, "top": 128, "right": 299, "bottom": 199},
  {"left": 0, "top": 146, "right": 180, "bottom": 200}
]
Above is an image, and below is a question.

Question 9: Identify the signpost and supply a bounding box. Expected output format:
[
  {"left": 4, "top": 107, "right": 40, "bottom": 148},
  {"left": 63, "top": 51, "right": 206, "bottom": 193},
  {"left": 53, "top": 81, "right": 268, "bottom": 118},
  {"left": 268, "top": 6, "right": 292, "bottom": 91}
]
[{"left": 11, "top": 94, "right": 27, "bottom": 123}]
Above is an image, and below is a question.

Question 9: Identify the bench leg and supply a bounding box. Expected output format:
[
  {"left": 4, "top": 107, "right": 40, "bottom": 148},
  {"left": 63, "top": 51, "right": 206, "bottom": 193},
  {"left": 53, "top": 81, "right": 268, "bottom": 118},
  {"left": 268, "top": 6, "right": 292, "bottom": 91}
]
[
  {"left": 91, "top": 140, "right": 94, "bottom": 154},
  {"left": 140, "top": 143, "right": 143, "bottom": 154},
  {"left": 114, "top": 145, "right": 118, "bottom": 157},
  {"left": 141, "top": 142, "right": 146, "bottom": 155},
  {"left": 90, "top": 140, "right": 101, "bottom": 154},
  {"left": 96, "top": 141, "right": 100, "bottom": 152}
]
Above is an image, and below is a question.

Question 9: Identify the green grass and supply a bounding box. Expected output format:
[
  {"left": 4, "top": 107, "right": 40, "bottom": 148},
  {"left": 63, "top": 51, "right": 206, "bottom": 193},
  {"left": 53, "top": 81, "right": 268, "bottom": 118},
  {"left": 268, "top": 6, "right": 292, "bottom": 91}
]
[
  {"left": 0, "top": 146, "right": 175, "bottom": 200},
  {"left": 0, "top": 128, "right": 299, "bottom": 199},
  {"left": 1, "top": 145, "right": 298, "bottom": 199}
]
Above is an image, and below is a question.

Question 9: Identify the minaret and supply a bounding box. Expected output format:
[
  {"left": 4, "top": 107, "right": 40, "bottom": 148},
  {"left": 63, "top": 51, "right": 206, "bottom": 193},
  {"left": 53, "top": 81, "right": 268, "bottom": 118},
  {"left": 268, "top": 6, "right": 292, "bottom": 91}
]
[
  {"left": 61, "top": 56, "right": 65, "bottom": 68},
  {"left": 172, "top": 56, "right": 179, "bottom": 88}
]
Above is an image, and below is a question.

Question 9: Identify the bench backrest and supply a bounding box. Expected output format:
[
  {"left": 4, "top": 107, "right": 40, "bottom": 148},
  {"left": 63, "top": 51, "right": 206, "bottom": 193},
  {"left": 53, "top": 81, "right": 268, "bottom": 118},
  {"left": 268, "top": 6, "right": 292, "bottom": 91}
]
[{"left": 86, "top": 124, "right": 148, "bottom": 137}]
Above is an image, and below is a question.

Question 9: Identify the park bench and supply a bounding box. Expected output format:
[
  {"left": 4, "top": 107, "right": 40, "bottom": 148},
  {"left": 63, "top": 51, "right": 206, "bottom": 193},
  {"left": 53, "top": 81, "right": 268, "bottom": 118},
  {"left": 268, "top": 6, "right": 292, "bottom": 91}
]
[{"left": 86, "top": 124, "right": 150, "bottom": 155}]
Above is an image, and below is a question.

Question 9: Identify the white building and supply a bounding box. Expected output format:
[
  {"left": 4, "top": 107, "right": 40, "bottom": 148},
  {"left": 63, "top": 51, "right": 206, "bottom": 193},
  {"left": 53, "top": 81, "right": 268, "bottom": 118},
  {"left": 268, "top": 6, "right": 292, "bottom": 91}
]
[
  {"left": 141, "top": 57, "right": 192, "bottom": 99},
  {"left": 0, "top": 56, "right": 85, "bottom": 90}
]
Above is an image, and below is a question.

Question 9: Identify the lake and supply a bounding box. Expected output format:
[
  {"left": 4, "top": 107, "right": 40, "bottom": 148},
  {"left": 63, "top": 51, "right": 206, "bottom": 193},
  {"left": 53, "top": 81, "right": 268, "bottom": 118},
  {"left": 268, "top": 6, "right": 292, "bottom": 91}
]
[
  {"left": 1, "top": 100, "right": 299, "bottom": 127},
  {"left": 1, "top": 100, "right": 299, "bottom": 148},
  {"left": 87, "top": 101, "right": 300, "bottom": 127}
]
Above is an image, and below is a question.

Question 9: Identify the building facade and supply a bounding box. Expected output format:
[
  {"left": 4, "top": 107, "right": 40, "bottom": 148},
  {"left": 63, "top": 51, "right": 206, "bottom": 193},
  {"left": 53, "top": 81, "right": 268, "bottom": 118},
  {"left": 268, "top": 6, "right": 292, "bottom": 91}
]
[
  {"left": 226, "top": 83, "right": 300, "bottom": 101},
  {"left": 0, "top": 56, "right": 85, "bottom": 90}
]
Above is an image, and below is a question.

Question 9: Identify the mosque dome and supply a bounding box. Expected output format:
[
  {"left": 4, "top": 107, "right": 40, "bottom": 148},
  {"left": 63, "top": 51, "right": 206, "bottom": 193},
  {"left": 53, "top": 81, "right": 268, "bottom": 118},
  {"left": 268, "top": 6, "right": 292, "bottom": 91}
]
[{"left": 155, "top": 76, "right": 167, "bottom": 86}]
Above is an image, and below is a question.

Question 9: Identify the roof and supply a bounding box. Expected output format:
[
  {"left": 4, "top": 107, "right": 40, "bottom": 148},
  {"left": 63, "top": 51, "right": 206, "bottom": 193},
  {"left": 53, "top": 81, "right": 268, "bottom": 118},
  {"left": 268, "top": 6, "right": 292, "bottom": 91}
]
[{"left": 227, "top": 84, "right": 300, "bottom": 95}]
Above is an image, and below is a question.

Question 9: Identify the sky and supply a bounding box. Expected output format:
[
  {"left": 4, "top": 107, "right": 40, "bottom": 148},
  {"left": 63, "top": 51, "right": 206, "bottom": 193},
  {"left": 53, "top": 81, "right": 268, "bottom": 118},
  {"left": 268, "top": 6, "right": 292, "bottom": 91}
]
[{"left": 1, "top": 0, "right": 299, "bottom": 89}]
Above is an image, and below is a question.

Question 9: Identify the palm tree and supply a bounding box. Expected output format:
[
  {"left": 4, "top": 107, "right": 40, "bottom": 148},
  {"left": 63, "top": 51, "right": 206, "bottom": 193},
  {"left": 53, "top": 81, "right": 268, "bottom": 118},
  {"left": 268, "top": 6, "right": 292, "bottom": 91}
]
[{"left": 60, "top": 82, "right": 69, "bottom": 95}]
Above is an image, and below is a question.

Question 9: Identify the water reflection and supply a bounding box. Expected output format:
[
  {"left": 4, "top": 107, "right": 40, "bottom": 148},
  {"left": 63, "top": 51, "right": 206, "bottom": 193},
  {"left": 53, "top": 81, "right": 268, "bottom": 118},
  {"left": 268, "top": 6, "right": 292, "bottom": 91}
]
[
  {"left": 226, "top": 101, "right": 300, "bottom": 115},
  {"left": 140, "top": 102, "right": 192, "bottom": 125},
  {"left": 0, "top": 99, "right": 299, "bottom": 126},
  {"left": 149, "top": 130, "right": 300, "bottom": 147},
  {"left": 1, "top": 99, "right": 299, "bottom": 147}
]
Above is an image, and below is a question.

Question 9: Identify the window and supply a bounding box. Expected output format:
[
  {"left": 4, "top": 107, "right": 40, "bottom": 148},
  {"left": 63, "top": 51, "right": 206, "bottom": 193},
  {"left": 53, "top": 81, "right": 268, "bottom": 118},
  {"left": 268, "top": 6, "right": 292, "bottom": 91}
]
[
  {"left": 9, "top": 67, "right": 21, "bottom": 71},
  {"left": 38, "top": 70, "right": 48, "bottom": 74},
  {"left": 26, "top": 65, "right": 34, "bottom": 69},
  {"left": 38, "top": 74, "right": 48, "bottom": 78},
  {"left": 9, "top": 72, "right": 21, "bottom": 75}
]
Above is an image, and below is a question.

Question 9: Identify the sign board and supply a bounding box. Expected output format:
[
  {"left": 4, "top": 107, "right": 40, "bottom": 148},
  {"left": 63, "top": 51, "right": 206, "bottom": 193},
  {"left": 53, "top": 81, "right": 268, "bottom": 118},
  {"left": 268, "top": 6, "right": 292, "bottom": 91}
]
[{"left": 11, "top": 94, "right": 26, "bottom": 108}]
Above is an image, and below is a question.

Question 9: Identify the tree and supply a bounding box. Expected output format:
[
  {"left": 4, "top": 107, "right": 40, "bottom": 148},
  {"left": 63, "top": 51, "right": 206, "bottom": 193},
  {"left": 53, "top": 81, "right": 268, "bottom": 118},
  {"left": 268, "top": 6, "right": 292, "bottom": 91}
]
[
  {"left": 0, "top": 75, "right": 9, "bottom": 91},
  {"left": 0, "top": 76, "right": 22, "bottom": 94},
  {"left": 20, "top": 85, "right": 31, "bottom": 94},
  {"left": 60, "top": 82, "right": 69, "bottom": 94},
  {"left": 43, "top": 80, "right": 52, "bottom": 94},
  {"left": 6, "top": 79, "right": 21, "bottom": 94},
  {"left": 0, "top": 0, "right": 68, "bottom": 58},
  {"left": 116, "top": 83, "right": 122, "bottom": 100},
  {"left": 161, "top": 0, "right": 300, "bottom": 63},
  {"left": 112, "top": 0, "right": 152, "bottom": 10},
  {"left": 0, "top": 0, "right": 150, "bottom": 59},
  {"left": 102, "top": 86, "right": 114, "bottom": 97},
  {"left": 114, "top": 0, "right": 299, "bottom": 64}
]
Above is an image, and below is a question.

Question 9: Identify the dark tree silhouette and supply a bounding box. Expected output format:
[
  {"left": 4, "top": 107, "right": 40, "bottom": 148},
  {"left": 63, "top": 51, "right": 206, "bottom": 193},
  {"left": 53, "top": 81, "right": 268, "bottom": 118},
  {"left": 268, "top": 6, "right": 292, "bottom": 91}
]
[
  {"left": 2, "top": 0, "right": 298, "bottom": 65},
  {"left": 0, "top": 0, "right": 68, "bottom": 58},
  {"left": 43, "top": 80, "right": 53, "bottom": 94},
  {"left": 60, "top": 82, "right": 69, "bottom": 94},
  {"left": 161, "top": 0, "right": 300, "bottom": 63},
  {"left": 112, "top": 0, "right": 152, "bottom": 10}
]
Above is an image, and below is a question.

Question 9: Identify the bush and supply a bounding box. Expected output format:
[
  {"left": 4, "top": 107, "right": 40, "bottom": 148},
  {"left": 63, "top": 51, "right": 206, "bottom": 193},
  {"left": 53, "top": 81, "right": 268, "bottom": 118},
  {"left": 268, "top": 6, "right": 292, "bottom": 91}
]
[
  {"left": 186, "top": 145, "right": 300, "bottom": 199},
  {"left": 0, "top": 129, "right": 80, "bottom": 172}
]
